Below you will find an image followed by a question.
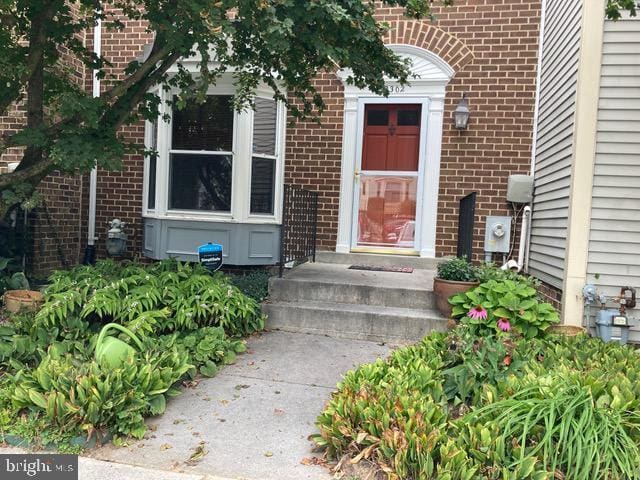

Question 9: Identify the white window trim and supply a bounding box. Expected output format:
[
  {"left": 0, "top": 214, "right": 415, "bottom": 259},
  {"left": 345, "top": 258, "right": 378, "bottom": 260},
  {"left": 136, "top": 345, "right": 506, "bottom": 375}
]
[
  {"left": 335, "top": 45, "right": 453, "bottom": 258},
  {"left": 143, "top": 76, "right": 286, "bottom": 225},
  {"left": 142, "top": 87, "right": 160, "bottom": 216}
]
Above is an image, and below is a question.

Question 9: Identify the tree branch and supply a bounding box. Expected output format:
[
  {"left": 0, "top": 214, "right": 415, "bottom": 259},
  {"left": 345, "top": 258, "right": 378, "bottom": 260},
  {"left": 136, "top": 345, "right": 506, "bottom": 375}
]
[
  {"left": 103, "top": 49, "right": 182, "bottom": 130},
  {"left": 101, "top": 35, "right": 173, "bottom": 102},
  {"left": 17, "top": 4, "right": 55, "bottom": 171},
  {"left": 0, "top": 7, "right": 54, "bottom": 118},
  {"left": 0, "top": 155, "right": 56, "bottom": 190}
]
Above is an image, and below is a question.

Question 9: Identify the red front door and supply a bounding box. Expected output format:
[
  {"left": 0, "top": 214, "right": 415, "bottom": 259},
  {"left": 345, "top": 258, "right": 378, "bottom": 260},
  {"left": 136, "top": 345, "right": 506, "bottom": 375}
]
[
  {"left": 361, "top": 104, "right": 421, "bottom": 171},
  {"left": 356, "top": 104, "right": 421, "bottom": 250}
]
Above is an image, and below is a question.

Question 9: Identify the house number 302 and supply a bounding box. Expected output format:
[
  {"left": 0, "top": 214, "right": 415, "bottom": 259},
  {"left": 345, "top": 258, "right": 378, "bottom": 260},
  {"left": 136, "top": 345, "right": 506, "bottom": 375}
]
[{"left": 388, "top": 85, "right": 405, "bottom": 94}]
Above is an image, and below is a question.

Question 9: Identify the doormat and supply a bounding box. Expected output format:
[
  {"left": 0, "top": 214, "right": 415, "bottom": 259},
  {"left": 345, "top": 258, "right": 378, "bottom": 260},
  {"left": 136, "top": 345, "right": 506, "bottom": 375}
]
[{"left": 348, "top": 265, "right": 414, "bottom": 273}]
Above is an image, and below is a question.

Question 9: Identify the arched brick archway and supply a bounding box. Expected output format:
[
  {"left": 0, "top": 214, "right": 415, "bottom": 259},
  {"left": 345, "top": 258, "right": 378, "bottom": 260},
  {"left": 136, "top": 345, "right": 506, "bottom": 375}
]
[
  {"left": 383, "top": 20, "right": 475, "bottom": 75},
  {"left": 335, "top": 43, "right": 456, "bottom": 257}
]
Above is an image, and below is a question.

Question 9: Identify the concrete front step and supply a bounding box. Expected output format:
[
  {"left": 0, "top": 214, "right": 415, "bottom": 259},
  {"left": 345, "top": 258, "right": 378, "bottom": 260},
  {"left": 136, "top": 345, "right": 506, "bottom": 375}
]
[
  {"left": 263, "top": 300, "right": 447, "bottom": 343},
  {"left": 270, "top": 263, "right": 436, "bottom": 310},
  {"left": 315, "top": 251, "right": 442, "bottom": 270},
  {"left": 264, "top": 263, "right": 446, "bottom": 342}
]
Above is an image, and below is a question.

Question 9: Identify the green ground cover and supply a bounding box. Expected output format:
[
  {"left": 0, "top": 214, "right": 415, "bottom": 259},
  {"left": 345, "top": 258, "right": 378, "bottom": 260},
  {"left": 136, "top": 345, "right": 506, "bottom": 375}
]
[
  {"left": 316, "top": 275, "right": 640, "bottom": 480},
  {"left": 0, "top": 259, "right": 264, "bottom": 450}
]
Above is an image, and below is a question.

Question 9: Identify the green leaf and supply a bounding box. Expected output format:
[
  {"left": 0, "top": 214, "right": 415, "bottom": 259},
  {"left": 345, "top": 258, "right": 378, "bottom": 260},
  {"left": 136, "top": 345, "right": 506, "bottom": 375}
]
[
  {"left": 223, "top": 350, "right": 237, "bottom": 365},
  {"left": 492, "top": 307, "right": 511, "bottom": 318},
  {"left": 28, "top": 390, "right": 48, "bottom": 409},
  {"left": 199, "top": 361, "right": 219, "bottom": 377},
  {"left": 148, "top": 395, "right": 166, "bottom": 415}
]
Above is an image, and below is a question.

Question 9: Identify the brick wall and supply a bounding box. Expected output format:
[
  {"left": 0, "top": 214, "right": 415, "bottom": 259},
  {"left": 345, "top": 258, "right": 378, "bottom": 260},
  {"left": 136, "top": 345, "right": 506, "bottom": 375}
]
[
  {"left": 28, "top": 173, "right": 83, "bottom": 275},
  {"left": 537, "top": 279, "right": 562, "bottom": 313},
  {"left": 0, "top": 108, "right": 84, "bottom": 276},
  {"left": 3, "top": 1, "right": 542, "bottom": 272},
  {"left": 80, "top": 12, "right": 154, "bottom": 261},
  {"left": 284, "top": 72, "right": 346, "bottom": 249},
  {"left": 285, "top": 0, "right": 541, "bottom": 260}
]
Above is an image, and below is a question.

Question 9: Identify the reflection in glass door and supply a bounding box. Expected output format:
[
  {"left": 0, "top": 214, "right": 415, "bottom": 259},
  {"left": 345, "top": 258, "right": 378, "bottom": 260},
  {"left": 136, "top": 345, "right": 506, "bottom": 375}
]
[
  {"left": 357, "top": 175, "right": 417, "bottom": 248},
  {"left": 355, "top": 104, "right": 421, "bottom": 251}
]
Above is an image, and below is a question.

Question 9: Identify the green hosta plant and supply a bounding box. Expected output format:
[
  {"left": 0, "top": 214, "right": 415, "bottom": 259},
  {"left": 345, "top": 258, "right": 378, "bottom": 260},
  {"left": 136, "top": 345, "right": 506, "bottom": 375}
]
[
  {"left": 163, "top": 326, "right": 247, "bottom": 378},
  {"left": 0, "top": 257, "right": 29, "bottom": 294},
  {"left": 10, "top": 344, "right": 191, "bottom": 440},
  {"left": 449, "top": 279, "right": 559, "bottom": 338}
]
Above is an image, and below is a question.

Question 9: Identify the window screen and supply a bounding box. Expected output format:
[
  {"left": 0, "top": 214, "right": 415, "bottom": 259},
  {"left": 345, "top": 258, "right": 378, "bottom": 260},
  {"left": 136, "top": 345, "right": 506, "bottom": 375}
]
[
  {"left": 169, "top": 153, "right": 232, "bottom": 211},
  {"left": 172, "top": 96, "right": 234, "bottom": 151},
  {"left": 253, "top": 98, "right": 277, "bottom": 155},
  {"left": 250, "top": 157, "right": 275, "bottom": 214}
]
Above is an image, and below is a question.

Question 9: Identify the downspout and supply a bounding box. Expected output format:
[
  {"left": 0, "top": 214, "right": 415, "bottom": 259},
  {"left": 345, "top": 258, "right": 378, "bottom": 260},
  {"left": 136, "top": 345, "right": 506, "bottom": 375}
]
[
  {"left": 523, "top": 0, "right": 548, "bottom": 273},
  {"left": 517, "top": 206, "right": 531, "bottom": 271},
  {"left": 83, "top": 14, "right": 101, "bottom": 264}
]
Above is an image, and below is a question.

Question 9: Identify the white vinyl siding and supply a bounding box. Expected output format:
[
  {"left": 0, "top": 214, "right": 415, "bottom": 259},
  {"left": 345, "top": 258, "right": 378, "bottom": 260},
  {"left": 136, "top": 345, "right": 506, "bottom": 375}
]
[
  {"left": 587, "top": 13, "right": 640, "bottom": 337},
  {"left": 528, "top": 0, "right": 583, "bottom": 288}
]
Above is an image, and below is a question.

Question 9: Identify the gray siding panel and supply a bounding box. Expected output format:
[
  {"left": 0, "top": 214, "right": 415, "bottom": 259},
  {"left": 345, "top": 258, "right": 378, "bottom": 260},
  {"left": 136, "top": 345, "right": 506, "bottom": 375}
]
[
  {"left": 587, "top": 14, "right": 640, "bottom": 341},
  {"left": 143, "top": 218, "right": 280, "bottom": 265},
  {"left": 529, "top": 0, "right": 583, "bottom": 288}
]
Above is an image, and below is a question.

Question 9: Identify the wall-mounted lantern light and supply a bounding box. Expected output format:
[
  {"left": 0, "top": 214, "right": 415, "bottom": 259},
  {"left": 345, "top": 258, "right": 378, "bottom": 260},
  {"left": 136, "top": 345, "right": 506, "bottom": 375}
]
[{"left": 453, "top": 94, "right": 470, "bottom": 130}]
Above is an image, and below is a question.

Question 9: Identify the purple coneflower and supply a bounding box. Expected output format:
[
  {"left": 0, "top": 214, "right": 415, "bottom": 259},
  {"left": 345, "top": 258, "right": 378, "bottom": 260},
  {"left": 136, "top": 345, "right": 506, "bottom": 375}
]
[
  {"left": 497, "top": 318, "right": 511, "bottom": 332},
  {"left": 467, "top": 305, "right": 487, "bottom": 320}
]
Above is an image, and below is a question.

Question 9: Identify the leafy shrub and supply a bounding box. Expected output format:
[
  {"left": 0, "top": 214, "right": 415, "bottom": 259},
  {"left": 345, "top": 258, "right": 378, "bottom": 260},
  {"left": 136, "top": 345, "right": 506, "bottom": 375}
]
[
  {"left": 34, "top": 259, "right": 265, "bottom": 337},
  {"left": 316, "top": 334, "right": 454, "bottom": 479},
  {"left": 442, "top": 327, "right": 537, "bottom": 405},
  {"left": 474, "top": 261, "right": 540, "bottom": 289},
  {"left": 0, "top": 257, "right": 29, "bottom": 294},
  {"left": 9, "top": 345, "right": 191, "bottom": 439},
  {"left": 0, "top": 259, "right": 262, "bottom": 446},
  {"left": 449, "top": 279, "right": 559, "bottom": 338},
  {"left": 163, "top": 326, "right": 247, "bottom": 378},
  {"left": 437, "top": 257, "right": 477, "bottom": 282},
  {"left": 230, "top": 269, "right": 271, "bottom": 303},
  {"left": 316, "top": 329, "right": 640, "bottom": 479}
]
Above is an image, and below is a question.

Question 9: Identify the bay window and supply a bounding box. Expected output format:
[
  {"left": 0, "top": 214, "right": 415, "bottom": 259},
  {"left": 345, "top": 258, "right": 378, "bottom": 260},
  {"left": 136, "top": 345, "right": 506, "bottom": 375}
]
[
  {"left": 143, "top": 86, "right": 285, "bottom": 223},
  {"left": 250, "top": 98, "right": 277, "bottom": 215},
  {"left": 169, "top": 95, "right": 234, "bottom": 212}
]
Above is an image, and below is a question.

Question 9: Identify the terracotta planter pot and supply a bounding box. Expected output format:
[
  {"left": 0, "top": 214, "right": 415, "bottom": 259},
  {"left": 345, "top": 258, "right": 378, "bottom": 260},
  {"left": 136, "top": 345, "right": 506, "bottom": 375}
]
[
  {"left": 3, "top": 290, "right": 44, "bottom": 313},
  {"left": 548, "top": 325, "right": 587, "bottom": 336},
  {"left": 433, "top": 278, "right": 479, "bottom": 318}
]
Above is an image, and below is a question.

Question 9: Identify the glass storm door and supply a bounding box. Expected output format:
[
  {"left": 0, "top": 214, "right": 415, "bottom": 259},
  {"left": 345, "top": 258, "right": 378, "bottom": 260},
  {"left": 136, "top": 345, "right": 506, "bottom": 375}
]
[{"left": 354, "top": 104, "right": 421, "bottom": 251}]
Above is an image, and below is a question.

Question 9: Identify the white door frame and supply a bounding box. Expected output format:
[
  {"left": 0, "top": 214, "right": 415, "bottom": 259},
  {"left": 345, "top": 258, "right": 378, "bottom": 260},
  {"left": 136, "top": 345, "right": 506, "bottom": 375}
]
[
  {"left": 336, "top": 45, "right": 454, "bottom": 258},
  {"left": 350, "top": 98, "right": 429, "bottom": 254}
]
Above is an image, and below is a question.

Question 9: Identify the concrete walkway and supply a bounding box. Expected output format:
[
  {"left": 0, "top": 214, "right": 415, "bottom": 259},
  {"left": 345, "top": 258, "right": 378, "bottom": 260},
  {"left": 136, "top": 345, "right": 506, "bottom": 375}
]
[
  {"left": 87, "top": 330, "right": 393, "bottom": 480},
  {"left": 0, "top": 447, "right": 225, "bottom": 480}
]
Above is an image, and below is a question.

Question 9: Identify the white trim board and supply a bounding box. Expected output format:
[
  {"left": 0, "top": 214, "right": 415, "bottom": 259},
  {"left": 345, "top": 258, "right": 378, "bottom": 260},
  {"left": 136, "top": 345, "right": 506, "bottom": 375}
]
[{"left": 335, "top": 45, "right": 453, "bottom": 258}]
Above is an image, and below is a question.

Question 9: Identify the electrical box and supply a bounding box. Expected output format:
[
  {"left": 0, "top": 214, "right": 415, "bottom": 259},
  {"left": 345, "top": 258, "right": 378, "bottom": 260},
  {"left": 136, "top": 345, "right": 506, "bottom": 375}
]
[
  {"left": 484, "top": 216, "right": 512, "bottom": 253},
  {"left": 506, "top": 175, "right": 534, "bottom": 203}
]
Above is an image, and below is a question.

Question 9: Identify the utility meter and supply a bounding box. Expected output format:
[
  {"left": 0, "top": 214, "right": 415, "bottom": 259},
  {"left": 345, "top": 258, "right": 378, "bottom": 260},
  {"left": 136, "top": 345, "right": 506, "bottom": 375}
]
[
  {"left": 613, "top": 315, "right": 629, "bottom": 327},
  {"left": 484, "top": 216, "right": 512, "bottom": 253}
]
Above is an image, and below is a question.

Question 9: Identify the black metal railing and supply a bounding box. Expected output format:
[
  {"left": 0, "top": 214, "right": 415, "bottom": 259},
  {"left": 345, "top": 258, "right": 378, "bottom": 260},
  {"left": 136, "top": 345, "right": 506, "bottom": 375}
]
[
  {"left": 457, "top": 192, "right": 477, "bottom": 260},
  {"left": 279, "top": 184, "right": 318, "bottom": 277}
]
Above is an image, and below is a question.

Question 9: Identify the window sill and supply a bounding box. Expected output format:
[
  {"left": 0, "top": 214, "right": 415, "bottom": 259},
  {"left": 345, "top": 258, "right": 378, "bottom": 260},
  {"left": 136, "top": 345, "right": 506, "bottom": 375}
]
[{"left": 143, "top": 212, "right": 280, "bottom": 225}]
